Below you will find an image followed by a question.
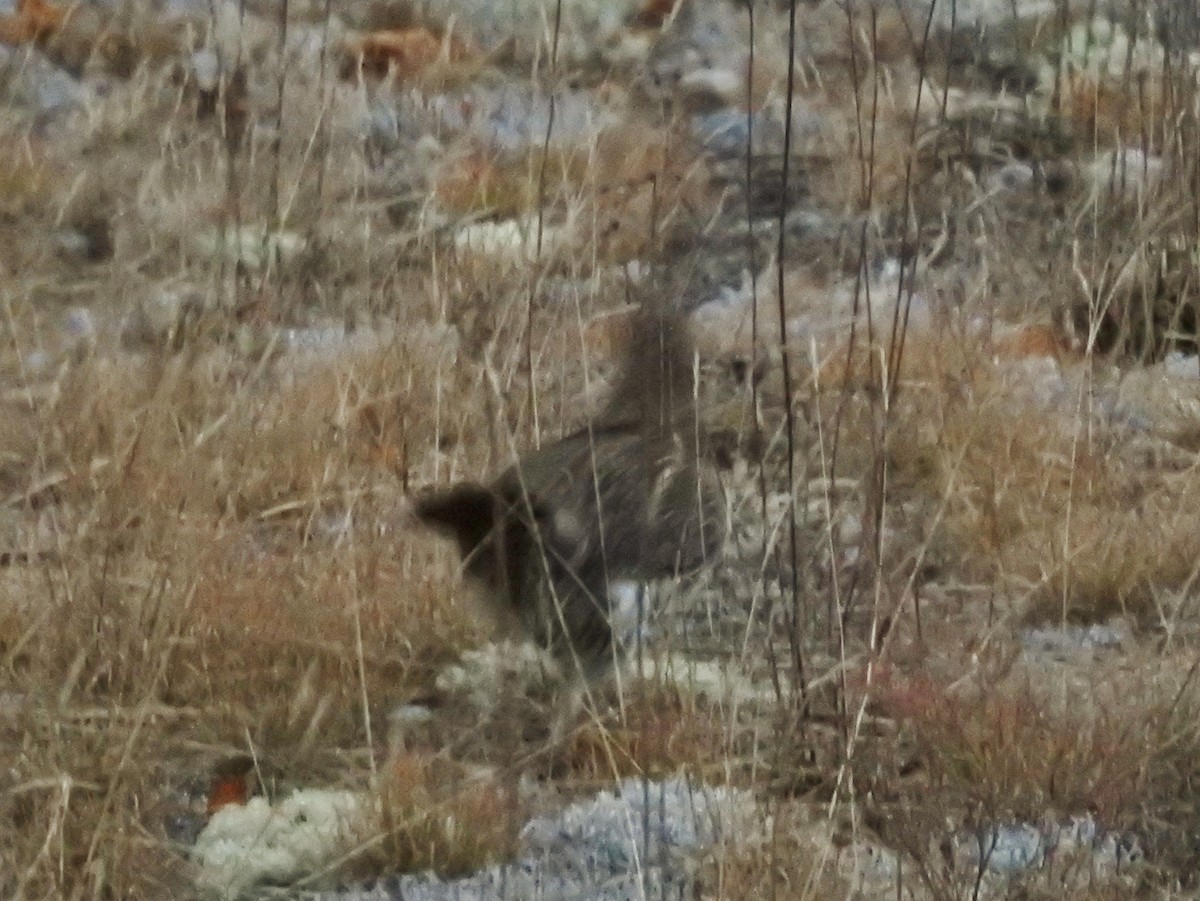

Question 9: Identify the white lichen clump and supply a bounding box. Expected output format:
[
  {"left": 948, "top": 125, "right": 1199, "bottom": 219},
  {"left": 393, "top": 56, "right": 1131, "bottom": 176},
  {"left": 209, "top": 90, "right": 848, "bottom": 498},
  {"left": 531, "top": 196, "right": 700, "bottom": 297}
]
[
  {"left": 191, "top": 789, "right": 367, "bottom": 898},
  {"left": 435, "top": 639, "right": 563, "bottom": 716}
]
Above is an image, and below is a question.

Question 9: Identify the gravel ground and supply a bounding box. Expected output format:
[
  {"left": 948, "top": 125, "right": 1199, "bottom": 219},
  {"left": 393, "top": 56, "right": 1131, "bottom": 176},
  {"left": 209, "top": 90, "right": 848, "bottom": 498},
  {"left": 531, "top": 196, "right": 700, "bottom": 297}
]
[{"left": 308, "top": 777, "right": 758, "bottom": 901}]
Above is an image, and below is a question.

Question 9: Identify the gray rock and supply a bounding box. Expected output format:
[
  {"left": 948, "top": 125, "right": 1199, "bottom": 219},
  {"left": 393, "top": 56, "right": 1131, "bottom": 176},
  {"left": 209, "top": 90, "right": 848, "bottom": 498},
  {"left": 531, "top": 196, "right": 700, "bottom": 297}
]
[
  {"left": 692, "top": 109, "right": 781, "bottom": 159},
  {"left": 190, "top": 48, "right": 222, "bottom": 93},
  {"left": 124, "top": 285, "right": 211, "bottom": 346},
  {"left": 987, "top": 161, "right": 1036, "bottom": 192},
  {"left": 61, "top": 307, "right": 98, "bottom": 357},
  {"left": 424, "top": 84, "right": 618, "bottom": 152},
  {"left": 950, "top": 815, "right": 1142, "bottom": 877},
  {"left": 1021, "top": 621, "right": 1132, "bottom": 659},
  {"left": 676, "top": 67, "right": 743, "bottom": 112},
  {"left": 0, "top": 44, "right": 90, "bottom": 117},
  {"left": 310, "top": 777, "right": 758, "bottom": 900}
]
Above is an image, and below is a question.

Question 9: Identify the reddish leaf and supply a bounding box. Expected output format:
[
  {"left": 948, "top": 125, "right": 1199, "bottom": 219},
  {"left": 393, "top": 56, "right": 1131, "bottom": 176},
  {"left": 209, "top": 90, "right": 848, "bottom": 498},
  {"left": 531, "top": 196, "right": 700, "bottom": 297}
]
[
  {"left": 0, "top": 0, "right": 65, "bottom": 45},
  {"left": 342, "top": 27, "right": 475, "bottom": 80}
]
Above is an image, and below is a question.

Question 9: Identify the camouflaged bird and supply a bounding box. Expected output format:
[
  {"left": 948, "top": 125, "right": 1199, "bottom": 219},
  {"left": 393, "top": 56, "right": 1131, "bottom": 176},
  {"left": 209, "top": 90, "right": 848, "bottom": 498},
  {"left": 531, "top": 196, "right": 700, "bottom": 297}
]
[{"left": 414, "top": 305, "right": 726, "bottom": 723}]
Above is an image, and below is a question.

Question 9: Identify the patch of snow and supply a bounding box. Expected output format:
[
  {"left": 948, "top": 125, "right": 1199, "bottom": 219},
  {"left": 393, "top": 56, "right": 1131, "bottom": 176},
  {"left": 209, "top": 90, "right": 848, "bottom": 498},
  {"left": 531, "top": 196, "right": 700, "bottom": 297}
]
[
  {"left": 190, "top": 49, "right": 221, "bottom": 92},
  {"left": 1163, "top": 353, "right": 1200, "bottom": 380},
  {"left": 453, "top": 218, "right": 567, "bottom": 266},
  {"left": 1061, "top": 17, "right": 1174, "bottom": 79},
  {"left": 188, "top": 227, "right": 308, "bottom": 272},
  {"left": 1084, "top": 148, "right": 1165, "bottom": 201},
  {"left": 607, "top": 580, "right": 644, "bottom": 646},
  {"left": 960, "top": 822, "right": 1046, "bottom": 873}
]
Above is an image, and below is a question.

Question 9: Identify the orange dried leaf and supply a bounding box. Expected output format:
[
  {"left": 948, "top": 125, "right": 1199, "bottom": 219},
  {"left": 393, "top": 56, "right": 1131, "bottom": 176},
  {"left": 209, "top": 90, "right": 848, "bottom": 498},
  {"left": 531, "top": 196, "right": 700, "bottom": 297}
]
[
  {"left": 991, "top": 324, "right": 1071, "bottom": 362},
  {"left": 343, "top": 27, "right": 475, "bottom": 80},
  {"left": 368, "top": 439, "right": 405, "bottom": 473},
  {"left": 433, "top": 150, "right": 501, "bottom": 212},
  {"left": 631, "top": 0, "right": 680, "bottom": 29},
  {"left": 206, "top": 755, "right": 257, "bottom": 815},
  {"left": 206, "top": 773, "right": 250, "bottom": 815},
  {"left": 1058, "top": 70, "right": 1169, "bottom": 147},
  {"left": 433, "top": 150, "right": 536, "bottom": 216},
  {"left": 582, "top": 305, "right": 638, "bottom": 361},
  {"left": 0, "top": 0, "right": 64, "bottom": 45}
]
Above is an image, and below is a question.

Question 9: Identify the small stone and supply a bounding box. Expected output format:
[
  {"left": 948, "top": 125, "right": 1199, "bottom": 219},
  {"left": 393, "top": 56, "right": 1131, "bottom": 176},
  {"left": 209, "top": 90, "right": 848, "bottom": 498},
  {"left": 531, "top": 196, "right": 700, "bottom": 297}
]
[
  {"left": 676, "top": 68, "right": 743, "bottom": 112},
  {"left": 1085, "top": 148, "right": 1164, "bottom": 199},
  {"left": 0, "top": 45, "right": 89, "bottom": 117},
  {"left": 452, "top": 218, "right": 565, "bottom": 266},
  {"left": 190, "top": 48, "right": 221, "bottom": 92},
  {"left": 62, "top": 307, "right": 97, "bottom": 349},
  {"left": 691, "top": 108, "right": 784, "bottom": 159},
  {"left": 988, "top": 161, "right": 1035, "bottom": 192},
  {"left": 187, "top": 227, "right": 308, "bottom": 271},
  {"left": 55, "top": 216, "right": 113, "bottom": 262},
  {"left": 388, "top": 703, "right": 436, "bottom": 753},
  {"left": 126, "top": 285, "right": 210, "bottom": 346}
]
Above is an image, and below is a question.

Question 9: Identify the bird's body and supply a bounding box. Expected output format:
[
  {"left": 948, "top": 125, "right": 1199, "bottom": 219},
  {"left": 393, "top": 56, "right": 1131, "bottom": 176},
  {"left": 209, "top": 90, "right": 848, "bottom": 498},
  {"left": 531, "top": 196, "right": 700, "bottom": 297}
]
[{"left": 415, "top": 307, "right": 726, "bottom": 720}]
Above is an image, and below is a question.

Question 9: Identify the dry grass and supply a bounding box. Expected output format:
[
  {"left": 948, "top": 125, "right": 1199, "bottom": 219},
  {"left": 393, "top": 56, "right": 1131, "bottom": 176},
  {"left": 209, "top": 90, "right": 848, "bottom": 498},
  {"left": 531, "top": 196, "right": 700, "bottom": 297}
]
[
  {"left": 563, "top": 682, "right": 736, "bottom": 783},
  {"left": 364, "top": 751, "right": 521, "bottom": 878},
  {"left": 0, "top": 35, "right": 513, "bottom": 897},
  {"left": 696, "top": 801, "right": 858, "bottom": 900},
  {"left": 878, "top": 676, "right": 1148, "bottom": 822},
  {"left": 877, "top": 333, "right": 1200, "bottom": 624},
  {"left": 0, "top": 328, "right": 489, "bottom": 895},
  {"left": 0, "top": 11, "right": 690, "bottom": 892},
  {"left": 804, "top": 312, "right": 1200, "bottom": 627},
  {"left": 845, "top": 656, "right": 1200, "bottom": 898}
]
